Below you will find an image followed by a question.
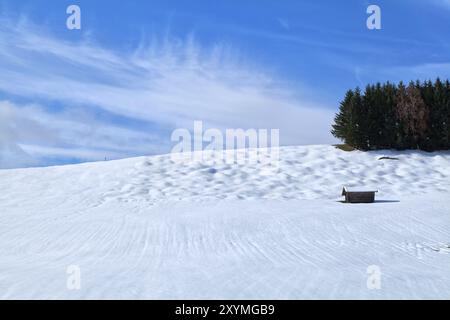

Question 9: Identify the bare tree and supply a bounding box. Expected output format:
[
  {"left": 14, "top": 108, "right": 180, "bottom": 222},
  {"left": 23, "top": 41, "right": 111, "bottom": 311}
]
[{"left": 396, "top": 83, "right": 429, "bottom": 147}]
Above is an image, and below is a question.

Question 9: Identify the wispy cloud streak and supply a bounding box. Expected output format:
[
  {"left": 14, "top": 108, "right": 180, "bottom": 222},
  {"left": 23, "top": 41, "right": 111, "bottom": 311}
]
[{"left": 0, "top": 18, "right": 336, "bottom": 168}]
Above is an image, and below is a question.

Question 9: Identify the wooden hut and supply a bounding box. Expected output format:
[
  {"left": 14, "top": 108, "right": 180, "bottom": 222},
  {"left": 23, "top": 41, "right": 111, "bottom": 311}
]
[{"left": 342, "top": 187, "right": 378, "bottom": 203}]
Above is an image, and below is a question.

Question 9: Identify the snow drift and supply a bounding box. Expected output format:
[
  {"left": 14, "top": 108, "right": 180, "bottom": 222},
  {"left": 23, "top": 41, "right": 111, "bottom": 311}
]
[{"left": 0, "top": 145, "right": 449, "bottom": 299}]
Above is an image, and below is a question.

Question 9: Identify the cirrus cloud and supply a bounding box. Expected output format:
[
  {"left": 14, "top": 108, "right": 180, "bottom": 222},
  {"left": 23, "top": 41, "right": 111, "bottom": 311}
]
[{"left": 0, "top": 17, "right": 336, "bottom": 168}]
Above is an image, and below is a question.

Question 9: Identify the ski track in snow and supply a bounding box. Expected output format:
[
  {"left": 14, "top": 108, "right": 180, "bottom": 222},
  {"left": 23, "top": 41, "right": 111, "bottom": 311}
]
[{"left": 0, "top": 145, "right": 450, "bottom": 299}]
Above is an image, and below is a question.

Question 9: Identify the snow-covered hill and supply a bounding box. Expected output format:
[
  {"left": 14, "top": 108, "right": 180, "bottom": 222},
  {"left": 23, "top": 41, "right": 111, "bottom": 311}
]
[{"left": 1, "top": 145, "right": 449, "bottom": 299}]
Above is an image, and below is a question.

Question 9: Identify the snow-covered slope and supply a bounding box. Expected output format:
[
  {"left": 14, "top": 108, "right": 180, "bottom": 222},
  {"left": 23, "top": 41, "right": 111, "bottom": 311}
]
[{"left": 0, "top": 145, "right": 449, "bottom": 299}]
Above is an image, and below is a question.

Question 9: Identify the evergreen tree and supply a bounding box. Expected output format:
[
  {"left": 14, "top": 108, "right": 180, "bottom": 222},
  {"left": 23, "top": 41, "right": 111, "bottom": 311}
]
[
  {"left": 444, "top": 80, "right": 450, "bottom": 149},
  {"left": 363, "top": 84, "right": 377, "bottom": 149},
  {"left": 331, "top": 90, "right": 354, "bottom": 143},
  {"left": 380, "top": 82, "right": 398, "bottom": 149},
  {"left": 432, "top": 78, "right": 448, "bottom": 149},
  {"left": 350, "top": 88, "right": 369, "bottom": 150},
  {"left": 364, "top": 82, "right": 393, "bottom": 149}
]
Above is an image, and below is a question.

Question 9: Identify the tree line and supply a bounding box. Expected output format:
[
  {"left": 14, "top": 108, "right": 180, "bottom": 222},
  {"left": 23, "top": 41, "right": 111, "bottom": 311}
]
[{"left": 331, "top": 79, "right": 450, "bottom": 151}]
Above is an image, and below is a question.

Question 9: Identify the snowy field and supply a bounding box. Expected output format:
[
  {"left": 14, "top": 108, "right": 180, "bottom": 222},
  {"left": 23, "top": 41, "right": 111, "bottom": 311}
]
[{"left": 0, "top": 145, "right": 450, "bottom": 299}]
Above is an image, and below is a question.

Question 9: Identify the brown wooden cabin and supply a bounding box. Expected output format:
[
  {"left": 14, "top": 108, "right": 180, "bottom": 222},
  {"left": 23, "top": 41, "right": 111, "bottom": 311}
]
[{"left": 342, "top": 187, "right": 378, "bottom": 203}]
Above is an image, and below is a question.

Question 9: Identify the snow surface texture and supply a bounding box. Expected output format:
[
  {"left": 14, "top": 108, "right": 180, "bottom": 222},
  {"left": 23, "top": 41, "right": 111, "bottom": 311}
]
[{"left": 0, "top": 145, "right": 449, "bottom": 299}]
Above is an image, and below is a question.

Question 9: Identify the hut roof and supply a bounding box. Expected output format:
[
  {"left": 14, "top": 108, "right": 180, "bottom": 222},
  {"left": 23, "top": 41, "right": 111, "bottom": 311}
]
[{"left": 342, "top": 186, "right": 378, "bottom": 195}]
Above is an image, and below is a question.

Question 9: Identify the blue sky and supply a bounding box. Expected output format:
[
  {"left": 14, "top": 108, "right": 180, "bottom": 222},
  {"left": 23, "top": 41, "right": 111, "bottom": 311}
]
[{"left": 0, "top": 0, "right": 449, "bottom": 168}]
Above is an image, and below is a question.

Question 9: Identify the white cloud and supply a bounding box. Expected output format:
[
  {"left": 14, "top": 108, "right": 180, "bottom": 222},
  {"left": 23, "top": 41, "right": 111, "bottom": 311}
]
[
  {"left": 0, "top": 100, "right": 167, "bottom": 167},
  {"left": 0, "top": 18, "right": 336, "bottom": 168},
  {"left": 0, "top": 101, "right": 47, "bottom": 168}
]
